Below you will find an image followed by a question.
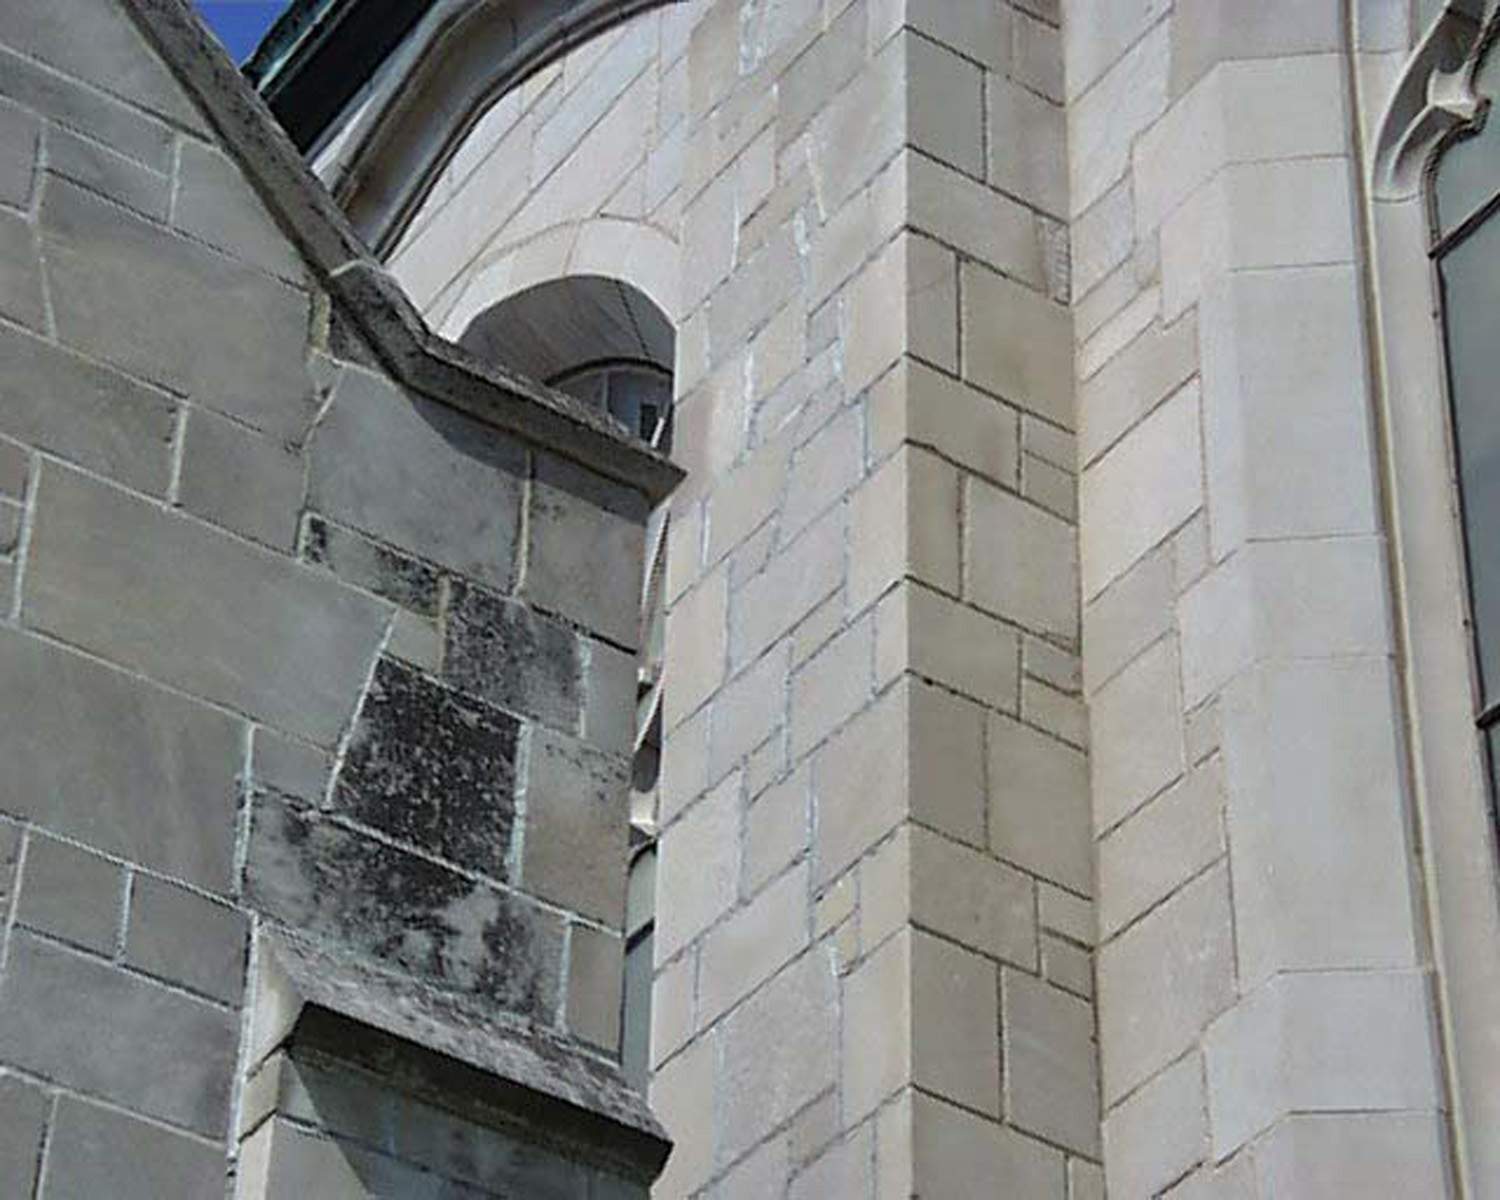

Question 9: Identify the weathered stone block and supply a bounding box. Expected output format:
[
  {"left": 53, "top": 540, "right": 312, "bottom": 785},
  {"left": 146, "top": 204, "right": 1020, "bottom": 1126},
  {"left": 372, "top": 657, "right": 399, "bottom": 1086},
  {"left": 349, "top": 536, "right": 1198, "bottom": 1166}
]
[
  {"left": 0, "top": 626, "right": 241, "bottom": 891},
  {"left": 48, "top": 126, "right": 170, "bottom": 219},
  {"left": 0, "top": 932, "right": 237, "bottom": 1136},
  {"left": 43, "top": 1094, "right": 227, "bottom": 1200},
  {"left": 0, "top": 205, "right": 44, "bottom": 332},
  {"left": 303, "top": 516, "right": 441, "bottom": 616},
  {"left": 126, "top": 874, "right": 249, "bottom": 1005},
  {"left": 24, "top": 464, "right": 388, "bottom": 746},
  {"left": 0, "top": 322, "right": 176, "bottom": 495},
  {"left": 0, "top": 97, "right": 38, "bottom": 209},
  {"left": 0, "top": 1072, "right": 47, "bottom": 1199},
  {"left": 15, "top": 832, "right": 121, "bottom": 955},
  {"left": 245, "top": 794, "right": 563, "bottom": 1019},
  {"left": 566, "top": 923, "right": 624, "bottom": 1052},
  {"left": 174, "top": 140, "right": 304, "bottom": 279},
  {"left": 310, "top": 369, "right": 525, "bottom": 592},
  {"left": 40, "top": 180, "right": 315, "bottom": 440},
  {"left": 522, "top": 724, "right": 629, "bottom": 925},
  {"left": 525, "top": 453, "right": 648, "bottom": 648},
  {"left": 444, "top": 580, "right": 582, "bottom": 732},
  {"left": 1003, "top": 968, "right": 1099, "bottom": 1156},
  {"left": 252, "top": 729, "right": 331, "bottom": 805},
  {"left": 335, "top": 656, "right": 520, "bottom": 880},
  {"left": 180, "top": 407, "right": 304, "bottom": 550}
]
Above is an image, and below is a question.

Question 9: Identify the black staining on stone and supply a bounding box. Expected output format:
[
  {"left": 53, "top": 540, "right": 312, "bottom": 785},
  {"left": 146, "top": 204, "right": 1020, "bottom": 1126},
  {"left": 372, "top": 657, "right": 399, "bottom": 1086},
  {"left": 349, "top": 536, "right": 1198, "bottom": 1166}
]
[
  {"left": 245, "top": 793, "right": 562, "bottom": 1020},
  {"left": 444, "top": 580, "right": 582, "bottom": 731},
  {"left": 335, "top": 656, "right": 520, "bottom": 878},
  {"left": 302, "top": 514, "right": 442, "bottom": 615}
]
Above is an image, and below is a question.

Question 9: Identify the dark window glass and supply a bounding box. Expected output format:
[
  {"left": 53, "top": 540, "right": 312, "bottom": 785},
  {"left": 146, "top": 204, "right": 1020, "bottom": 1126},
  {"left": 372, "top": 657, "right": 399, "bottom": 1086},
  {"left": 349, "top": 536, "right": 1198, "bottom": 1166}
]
[
  {"left": 1439, "top": 213, "right": 1500, "bottom": 705},
  {"left": 1435, "top": 52, "right": 1500, "bottom": 238}
]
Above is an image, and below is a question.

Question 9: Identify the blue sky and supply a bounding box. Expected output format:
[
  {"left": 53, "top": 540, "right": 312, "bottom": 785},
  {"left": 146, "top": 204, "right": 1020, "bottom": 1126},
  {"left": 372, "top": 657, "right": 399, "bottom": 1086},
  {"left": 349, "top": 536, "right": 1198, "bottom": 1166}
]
[{"left": 192, "top": 1, "right": 291, "bottom": 62}]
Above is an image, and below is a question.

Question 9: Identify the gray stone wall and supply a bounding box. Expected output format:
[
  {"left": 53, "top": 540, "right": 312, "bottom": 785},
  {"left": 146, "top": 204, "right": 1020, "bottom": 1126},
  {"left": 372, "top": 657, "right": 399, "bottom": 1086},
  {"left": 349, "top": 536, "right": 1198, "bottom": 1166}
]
[{"left": 0, "top": 1, "right": 668, "bottom": 1195}]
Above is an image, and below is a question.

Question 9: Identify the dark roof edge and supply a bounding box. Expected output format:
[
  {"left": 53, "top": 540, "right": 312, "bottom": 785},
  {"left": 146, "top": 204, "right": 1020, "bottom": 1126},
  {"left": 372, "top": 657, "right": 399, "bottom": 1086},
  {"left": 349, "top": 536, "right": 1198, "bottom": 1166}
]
[{"left": 121, "top": 0, "right": 683, "bottom": 505}]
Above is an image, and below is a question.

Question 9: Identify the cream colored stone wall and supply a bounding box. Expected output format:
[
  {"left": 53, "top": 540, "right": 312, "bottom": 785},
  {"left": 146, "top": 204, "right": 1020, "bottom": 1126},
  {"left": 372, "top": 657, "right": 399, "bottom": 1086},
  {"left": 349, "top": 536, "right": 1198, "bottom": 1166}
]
[{"left": 1065, "top": 2, "right": 1453, "bottom": 1195}]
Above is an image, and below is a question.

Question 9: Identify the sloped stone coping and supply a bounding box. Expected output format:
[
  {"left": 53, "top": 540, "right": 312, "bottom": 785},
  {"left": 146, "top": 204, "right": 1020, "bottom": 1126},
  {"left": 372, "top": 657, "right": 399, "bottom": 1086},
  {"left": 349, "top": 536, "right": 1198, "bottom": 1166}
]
[
  {"left": 121, "top": 0, "right": 683, "bottom": 505},
  {"left": 254, "top": 930, "right": 671, "bottom": 1182}
]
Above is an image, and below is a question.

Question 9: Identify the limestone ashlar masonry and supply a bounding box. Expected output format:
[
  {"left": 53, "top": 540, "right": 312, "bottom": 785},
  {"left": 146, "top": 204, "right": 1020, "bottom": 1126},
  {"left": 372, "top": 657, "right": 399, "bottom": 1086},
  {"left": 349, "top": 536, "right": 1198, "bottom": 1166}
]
[{"left": 0, "top": 0, "right": 675, "bottom": 1194}]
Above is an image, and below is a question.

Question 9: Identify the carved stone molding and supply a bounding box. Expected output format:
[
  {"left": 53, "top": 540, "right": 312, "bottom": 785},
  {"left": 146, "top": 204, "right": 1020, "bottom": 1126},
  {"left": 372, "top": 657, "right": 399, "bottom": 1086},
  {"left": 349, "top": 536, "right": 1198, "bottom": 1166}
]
[{"left": 1373, "top": 0, "right": 1498, "bottom": 200}]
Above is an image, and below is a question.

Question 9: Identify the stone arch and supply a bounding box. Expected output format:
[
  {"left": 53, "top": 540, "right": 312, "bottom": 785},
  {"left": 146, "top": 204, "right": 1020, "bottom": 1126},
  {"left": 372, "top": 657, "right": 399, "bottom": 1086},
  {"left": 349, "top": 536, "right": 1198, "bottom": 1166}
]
[
  {"left": 434, "top": 218, "right": 683, "bottom": 344},
  {"left": 309, "top": 0, "right": 686, "bottom": 256}
]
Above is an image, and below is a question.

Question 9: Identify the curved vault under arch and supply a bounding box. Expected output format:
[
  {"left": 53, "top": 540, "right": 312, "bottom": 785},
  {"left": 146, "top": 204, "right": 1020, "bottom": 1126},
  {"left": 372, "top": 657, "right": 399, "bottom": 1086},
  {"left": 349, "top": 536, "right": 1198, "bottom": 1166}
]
[{"left": 310, "top": 0, "right": 686, "bottom": 256}]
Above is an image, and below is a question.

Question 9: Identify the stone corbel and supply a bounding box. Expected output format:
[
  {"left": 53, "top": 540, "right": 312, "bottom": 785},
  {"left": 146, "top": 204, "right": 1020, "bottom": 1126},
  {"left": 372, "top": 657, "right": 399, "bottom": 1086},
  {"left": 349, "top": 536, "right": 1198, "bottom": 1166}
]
[{"left": 1372, "top": 0, "right": 1495, "bottom": 201}]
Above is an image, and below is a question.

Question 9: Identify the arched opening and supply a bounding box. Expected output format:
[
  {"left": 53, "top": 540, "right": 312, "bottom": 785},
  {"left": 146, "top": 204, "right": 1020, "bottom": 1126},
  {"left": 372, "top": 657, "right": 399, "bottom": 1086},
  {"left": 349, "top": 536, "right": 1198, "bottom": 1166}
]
[{"left": 460, "top": 274, "right": 673, "bottom": 1089}]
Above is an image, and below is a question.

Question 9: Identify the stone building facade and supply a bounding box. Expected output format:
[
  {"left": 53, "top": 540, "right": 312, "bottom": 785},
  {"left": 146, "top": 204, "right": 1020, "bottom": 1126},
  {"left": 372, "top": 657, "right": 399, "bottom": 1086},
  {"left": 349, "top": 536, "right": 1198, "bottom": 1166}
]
[{"left": 0, "top": 0, "right": 1498, "bottom": 1197}]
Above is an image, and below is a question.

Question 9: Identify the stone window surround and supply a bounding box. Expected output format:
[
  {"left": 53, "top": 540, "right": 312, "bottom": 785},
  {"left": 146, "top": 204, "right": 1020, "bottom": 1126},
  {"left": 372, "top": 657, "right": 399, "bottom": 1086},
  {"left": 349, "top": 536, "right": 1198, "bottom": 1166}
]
[{"left": 1366, "top": 1, "right": 1500, "bottom": 1192}]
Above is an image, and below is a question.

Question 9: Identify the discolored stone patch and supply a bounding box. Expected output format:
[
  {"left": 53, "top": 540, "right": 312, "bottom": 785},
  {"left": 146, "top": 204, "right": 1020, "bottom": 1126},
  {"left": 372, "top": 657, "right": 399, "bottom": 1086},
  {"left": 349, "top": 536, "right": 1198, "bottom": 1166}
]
[
  {"left": 303, "top": 515, "right": 441, "bottom": 616},
  {"left": 244, "top": 793, "right": 562, "bottom": 1021},
  {"left": 444, "top": 580, "right": 582, "bottom": 731},
  {"left": 333, "top": 656, "right": 519, "bottom": 877}
]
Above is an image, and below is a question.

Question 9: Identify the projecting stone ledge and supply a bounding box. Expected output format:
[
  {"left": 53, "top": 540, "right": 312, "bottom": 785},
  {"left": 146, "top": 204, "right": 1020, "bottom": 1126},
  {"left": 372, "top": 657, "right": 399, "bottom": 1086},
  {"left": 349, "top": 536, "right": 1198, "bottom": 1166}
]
[{"left": 243, "top": 932, "right": 671, "bottom": 1198}]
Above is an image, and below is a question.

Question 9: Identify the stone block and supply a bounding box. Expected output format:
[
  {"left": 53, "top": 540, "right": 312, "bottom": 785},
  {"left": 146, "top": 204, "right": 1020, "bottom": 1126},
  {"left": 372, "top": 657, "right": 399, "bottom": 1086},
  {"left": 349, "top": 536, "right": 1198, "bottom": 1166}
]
[
  {"left": 1215, "top": 157, "right": 1355, "bottom": 270},
  {"left": 709, "top": 643, "right": 788, "bottom": 780},
  {"left": 1038, "top": 882, "right": 1095, "bottom": 947},
  {"left": 719, "top": 950, "right": 837, "bottom": 1163},
  {"left": 566, "top": 923, "right": 623, "bottom": 1052},
  {"left": 1103, "top": 1051, "right": 1205, "bottom": 1200},
  {"left": 126, "top": 874, "right": 248, "bottom": 1005},
  {"left": 907, "top": 138, "right": 1043, "bottom": 290},
  {"left": 245, "top": 794, "right": 562, "bottom": 1019},
  {"left": 522, "top": 724, "right": 629, "bottom": 925},
  {"left": 790, "top": 1126, "right": 871, "bottom": 1200},
  {"left": 304, "top": 515, "right": 443, "bottom": 615},
  {"left": 1204, "top": 970, "right": 1443, "bottom": 1158},
  {"left": 961, "top": 262, "right": 1072, "bottom": 429},
  {"left": 1040, "top": 933, "right": 1092, "bottom": 999},
  {"left": 1221, "top": 660, "right": 1420, "bottom": 990},
  {"left": 964, "top": 477, "right": 1077, "bottom": 639},
  {"left": 0, "top": 0, "right": 207, "bottom": 129},
  {"left": 699, "top": 861, "right": 809, "bottom": 1025},
  {"left": 1082, "top": 544, "right": 1172, "bottom": 695},
  {"left": 0, "top": 205, "right": 44, "bottom": 333},
  {"left": 48, "top": 126, "right": 168, "bottom": 219},
  {"left": 1079, "top": 285, "right": 1161, "bottom": 380},
  {"left": 782, "top": 406, "right": 862, "bottom": 543},
  {"left": 251, "top": 729, "right": 330, "bottom": 804},
  {"left": 1097, "top": 863, "right": 1234, "bottom": 1104},
  {"left": 43, "top": 1094, "right": 227, "bottom": 1200},
  {"left": 1089, "top": 635, "right": 1184, "bottom": 833},
  {"left": 650, "top": 1036, "right": 714, "bottom": 1197},
  {"left": 987, "top": 73, "right": 1066, "bottom": 217},
  {"left": 655, "top": 772, "right": 739, "bottom": 960},
  {"left": 1064, "top": 0, "right": 1169, "bottom": 99},
  {"left": 25, "top": 464, "right": 388, "bottom": 746},
  {"left": 811, "top": 32, "right": 904, "bottom": 212},
  {"left": 909, "top": 677, "right": 986, "bottom": 848},
  {"left": 905, "top": 32, "right": 983, "bottom": 177},
  {"left": 1011, "top": 9, "right": 1063, "bottom": 101},
  {"left": 445, "top": 580, "right": 582, "bottom": 733},
  {"left": 1170, "top": 0, "right": 1341, "bottom": 95},
  {"left": 846, "top": 233, "right": 958, "bottom": 396},
  {"left": 813, "top": 684, "right": 905, "bottom": 886},
  {"left": 1253, "top": 1112, "right": 1449, "bottom": 1197},
  {"left": 987, "top": 715, "right": 1090, "bottom": 894},
  {"left": 526, "top": 453, "right": 648, "bottom": 649},
  {"left": 1067, "top": 21, "right": 1168, "bottom": 215},
  {"left": 887, "top": 583, "right": 1021, "bottom": 713},
  {"left": 0, "top": 932, "right": 236, "bottom": 1136},
  {"left": 912, "top": 929, "right": 1001, "bottom": 1116},
  {"left": 174, "top": 140, "right": 303, "bottom": 278},
  {"left": 15, "top": 832, "right": 121, "bottom": 955},
  {"left": 1080, "top": 381, "right": 1202, "bottom": 600},
  {"left": 1002, "top": 968, "right": 1099, "bottom": 1156},
  {"left": 1098, "top": 762, "right": 1223, "bottom": 939},
  {"left": 790, "top": 615, "right": 872, "bottom": 758},
  {"left": 867, "top": 357, "right": 1020, "bottom": 488},
  {"left": 0, "top": 324, "right": 176, "bottom": 494},
  {"left": 181, "top": 407, "right": 304, "bottom": 550},
  {"left": 0, "top": 97, "right": 37, "bottom": 208},
  {"left": 0, "top": 1073, "right": 46, "bottom": 1196},
  {"left": 582, "top": 637, "right": 636, "bottom": 756},
  {"left": 910, "top": 824, "right": 1036, "bottom": 968},
  {"left": 40, "top": 180, "right": 315, "bottom": 440},
  {"left": 910, "top": 1091, "right": 1063, "bottom": 1198},
  {"left": 730, "top": 503, "right": 844, "bottom": 670},
  {"left": 663, "top": 569, "right": 727, "bottom": 728},
  {"left": 0, "top": 436, "right": 27, "bottom": 499},
  {"left": 1071, "top": 179, "right": 1134, "bottom": 305},
  {"left": 311, "top": 369, "right": 525, "bottom": 593},
  {"left": 882, "top": 0, "right": 1011, "bottom": 72},
  {"left": 1070, "top": 1159, "right": 1107, "bottom": 1200},
  {"left": 0, "top": 626, "right": 241, "bottom": 891},
  {"left": 1078, "top": 310, "right": 1198, "bottom": 468},
  {"left": 744, "top": 766, "right": 809, "bottom": 893}
]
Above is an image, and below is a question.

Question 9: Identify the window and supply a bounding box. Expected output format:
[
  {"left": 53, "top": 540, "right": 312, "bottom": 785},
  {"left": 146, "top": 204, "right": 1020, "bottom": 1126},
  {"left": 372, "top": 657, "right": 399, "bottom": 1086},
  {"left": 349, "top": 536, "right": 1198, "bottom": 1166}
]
[{"left": 1432, "top": 35, "right": 1500, "bottom": 811}]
